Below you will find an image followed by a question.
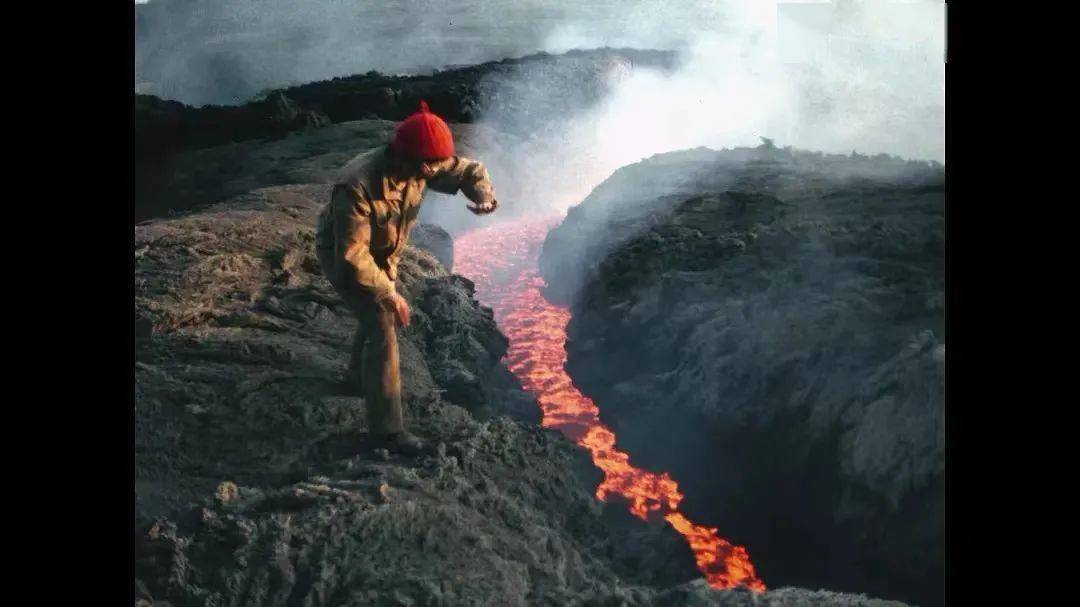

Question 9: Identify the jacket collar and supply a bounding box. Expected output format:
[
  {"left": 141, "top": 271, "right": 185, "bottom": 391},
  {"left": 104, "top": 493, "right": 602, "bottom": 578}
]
[
  {"left": 338, "top": 145, "right": 424, "bottom": 205},
  {"left": 339, "top": 145, "right": 391, "bottom": 201}
]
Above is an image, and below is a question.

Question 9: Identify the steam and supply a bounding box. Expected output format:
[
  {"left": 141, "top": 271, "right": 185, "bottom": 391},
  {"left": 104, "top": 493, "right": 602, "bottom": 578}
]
[
  {"left": 136, "top": 0, "right": 944, "bottom": 222},
  {"left": 468, "top": 0, "right": 945, "bottom": 217},
  {"left": 137, "top": 0, "right": 629, "bottom": 105}
]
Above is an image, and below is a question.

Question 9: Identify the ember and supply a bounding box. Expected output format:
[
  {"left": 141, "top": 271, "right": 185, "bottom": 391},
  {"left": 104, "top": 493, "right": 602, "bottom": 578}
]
[{"left": 455, "top": 215, "right": 765, "bottom": 592}]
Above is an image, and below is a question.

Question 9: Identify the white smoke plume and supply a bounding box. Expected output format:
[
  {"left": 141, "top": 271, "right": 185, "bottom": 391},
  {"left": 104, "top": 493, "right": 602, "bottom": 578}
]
[
  {"left": 136, "top": 0, "right": 944, "bottom": 222},
  {"left": 467, "top": 0, "right": 945, "bottom": 217}
]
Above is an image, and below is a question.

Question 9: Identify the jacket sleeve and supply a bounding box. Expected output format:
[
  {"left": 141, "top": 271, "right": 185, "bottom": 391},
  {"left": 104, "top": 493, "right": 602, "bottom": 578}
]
[
  {"left": 331, "top": 184, "right": 397, "bottom": 302},
  {"left": 426, "top": 156, "right": 495, "bottom": 204}
]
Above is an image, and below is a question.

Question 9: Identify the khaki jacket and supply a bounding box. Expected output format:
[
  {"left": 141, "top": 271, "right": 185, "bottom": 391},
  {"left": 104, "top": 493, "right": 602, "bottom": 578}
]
[{"left": 316, "top": 145, "right": 495, "bottom": 302}]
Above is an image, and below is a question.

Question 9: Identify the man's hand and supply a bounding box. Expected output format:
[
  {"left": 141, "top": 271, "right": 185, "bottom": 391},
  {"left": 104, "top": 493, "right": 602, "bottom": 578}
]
[
  {"left": 467, "top": 198, "right": 499, "bottom": 216},
  {"left": 385, "top": 292, "right": 411, "bottom": 327}
]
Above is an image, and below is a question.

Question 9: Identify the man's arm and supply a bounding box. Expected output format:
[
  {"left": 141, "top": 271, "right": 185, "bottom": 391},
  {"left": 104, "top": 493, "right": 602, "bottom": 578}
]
[
  {"left": 332, "top": 184, "right": 397, "bottom": 302},
  {"left": 426, "top": 156, "right": 497, "bottom": 210}
]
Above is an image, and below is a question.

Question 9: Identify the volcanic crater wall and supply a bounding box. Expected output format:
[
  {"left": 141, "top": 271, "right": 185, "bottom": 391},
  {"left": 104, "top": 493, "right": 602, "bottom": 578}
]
[{"left": 539, "top": 144, "right": 945, "bottom": 606}]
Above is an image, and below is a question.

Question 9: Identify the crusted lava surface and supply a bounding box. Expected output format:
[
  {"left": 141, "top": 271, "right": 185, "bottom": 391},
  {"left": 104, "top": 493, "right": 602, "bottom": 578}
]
[
  {"left": 133, "top": 172, "right": 917, "bottom": 606},
  {"left": 133, "top": 183, "right": 712, "bottom": 605},
  {"left": 540, "top": 143, "right": 945, "bottom": 607}
]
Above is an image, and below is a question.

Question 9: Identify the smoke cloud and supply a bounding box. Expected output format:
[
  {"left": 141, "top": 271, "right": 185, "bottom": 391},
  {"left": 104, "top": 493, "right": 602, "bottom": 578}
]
[
  {"left": 136, "top": 0, "right": 635, "bottom": 105},
  {"left": 465, "top": 0, "right": 945, "bottom": 220}
]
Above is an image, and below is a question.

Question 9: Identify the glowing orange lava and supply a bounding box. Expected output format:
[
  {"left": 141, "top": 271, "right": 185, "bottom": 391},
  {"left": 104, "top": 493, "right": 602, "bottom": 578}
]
[{"left": 455, "top": 215, "right": 765, "bottom": 592}]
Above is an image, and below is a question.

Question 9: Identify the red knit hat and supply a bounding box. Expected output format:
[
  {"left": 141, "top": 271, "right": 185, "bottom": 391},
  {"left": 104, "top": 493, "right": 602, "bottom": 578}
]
[{"left": 390, "top": 100, "right": 455, "bottom": 160}]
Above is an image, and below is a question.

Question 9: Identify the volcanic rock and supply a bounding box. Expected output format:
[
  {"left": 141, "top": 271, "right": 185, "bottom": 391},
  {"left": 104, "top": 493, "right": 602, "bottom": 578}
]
[
  {"left": 407, "top": 223, "right": 454, "bottom": 272},
  {"left": 541, "top": 143, "right": 945, "bottom": 606},
  {"left": 131, "top": 116, "right": 518, "bottom": 239},
  {"left": 133, "top": 177, "right": 918, "bottom": 605},
  {"left": 133, "top": 182, "right": 700, "bottom": 605}
]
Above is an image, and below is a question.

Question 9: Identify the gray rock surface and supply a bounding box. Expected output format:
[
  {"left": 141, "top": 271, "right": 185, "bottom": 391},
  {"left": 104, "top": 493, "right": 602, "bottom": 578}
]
[
  {"left": 133, "top": 116, "right": 512, "bottom": 243},
  {"left": 539, "top": 143, "right": 943, "bottom": 307},
  {"left": 541, "top": 144, "right": 945, "bottom": 606},
  {"left": 133, "top": 183, "right": 703, "bottom": 605},
  {"left": 404, "top": 223, "right": 454, "bottom": 272},
  {"left": 134, "top": 119, "right": 396, "bottom": 221},
  {"left": 132, "top": 143, "right": 920, "bottom": 605}
]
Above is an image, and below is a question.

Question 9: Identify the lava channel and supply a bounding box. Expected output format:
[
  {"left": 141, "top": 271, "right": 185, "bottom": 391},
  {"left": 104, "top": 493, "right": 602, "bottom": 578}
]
[{"left": 454, "top": 215, "right": 765, "bottom": 592}]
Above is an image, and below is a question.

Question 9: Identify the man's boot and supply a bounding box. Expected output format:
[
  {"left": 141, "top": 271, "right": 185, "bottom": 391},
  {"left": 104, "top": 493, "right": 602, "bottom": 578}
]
[{"left": 370, "top": 431, "right": 428, "bottom": 457}]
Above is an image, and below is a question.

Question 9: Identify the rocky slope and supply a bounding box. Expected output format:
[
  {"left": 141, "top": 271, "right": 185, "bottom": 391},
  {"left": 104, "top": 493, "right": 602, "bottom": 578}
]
[
  {"left": 540, "top": 143, "right": 945, "bottom": 606},
  {"left": 133, "top": 181, "right": 918, "bottom": 606},
  {"left": 133, "top": 118, "right": 514, "bottom": 235},
  {"left": 133, "top": 183, "right": 691, "bottom": 605}
]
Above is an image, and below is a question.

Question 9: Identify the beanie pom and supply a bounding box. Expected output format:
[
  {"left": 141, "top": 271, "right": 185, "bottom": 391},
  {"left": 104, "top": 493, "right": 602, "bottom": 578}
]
[{"left": 419, "top": 100, "right": 430, "bottom": 113}]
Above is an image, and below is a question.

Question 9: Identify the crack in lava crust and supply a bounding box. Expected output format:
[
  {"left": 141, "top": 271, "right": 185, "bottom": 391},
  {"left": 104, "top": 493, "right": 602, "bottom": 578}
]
[{"left": 455, "top": 215, "right": 765, "bottom": 591}]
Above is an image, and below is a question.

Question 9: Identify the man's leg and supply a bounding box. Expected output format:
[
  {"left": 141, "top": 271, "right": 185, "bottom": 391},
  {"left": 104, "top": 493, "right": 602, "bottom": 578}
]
[
  {"left": 321, "top": 249, "right": 369, "bottom": 396},
  {"left": 336, "top": 280, "right": 425, "bottom": 455},
  {"left": 347, "top": 323, "right": 367, "bottom": 393},
  {"left": 358, "top": 299, "right": 404, "bottom": 436}
]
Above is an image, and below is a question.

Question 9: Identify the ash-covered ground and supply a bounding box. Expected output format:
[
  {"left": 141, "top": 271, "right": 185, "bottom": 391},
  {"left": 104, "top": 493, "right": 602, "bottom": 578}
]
[
  {"left": 133, "top": 183, "right": 704, "bottom": 605},
  {"left": 133, "top": 179, "right": 912, "bottom": 607}
]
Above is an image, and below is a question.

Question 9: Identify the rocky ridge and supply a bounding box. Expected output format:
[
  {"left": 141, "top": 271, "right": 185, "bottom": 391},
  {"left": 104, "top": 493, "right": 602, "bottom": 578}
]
[
  {"left": 135, "top": 48, "right": 676, "bottom": 153},
  {"left": 135, "top": 47, "right": 678, "bottom": 226},
  {"left": 134, "top": 119, "right": 511, "bottom": 228},
  {"left": 540, "top": 143, "right": 945, "bottom": 606}
]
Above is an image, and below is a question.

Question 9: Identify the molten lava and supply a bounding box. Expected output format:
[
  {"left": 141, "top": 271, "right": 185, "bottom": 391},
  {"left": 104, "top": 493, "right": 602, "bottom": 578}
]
[{"left": 455, "top": 215, "right": 765, "bottom": 592}]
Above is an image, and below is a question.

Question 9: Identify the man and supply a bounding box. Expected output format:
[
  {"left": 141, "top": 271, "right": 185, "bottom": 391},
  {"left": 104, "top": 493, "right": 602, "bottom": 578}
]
[{"left": 315, "top": 100, "right": 499, "bottom": 455}]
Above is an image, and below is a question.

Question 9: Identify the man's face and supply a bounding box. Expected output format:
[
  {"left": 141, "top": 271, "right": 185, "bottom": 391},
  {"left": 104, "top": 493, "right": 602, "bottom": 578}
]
[
  {"left": 390, "top": 153, "right": 453, "bottom": 180},
  {"left": 417, "top": 157, "right": 452, "bottom": 179}
]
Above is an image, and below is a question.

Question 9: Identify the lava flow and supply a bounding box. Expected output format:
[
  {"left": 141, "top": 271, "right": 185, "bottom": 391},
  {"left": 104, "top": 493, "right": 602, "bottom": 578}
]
[{"left": 455, "top": 215, "right": 765, "bottom": 592}]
